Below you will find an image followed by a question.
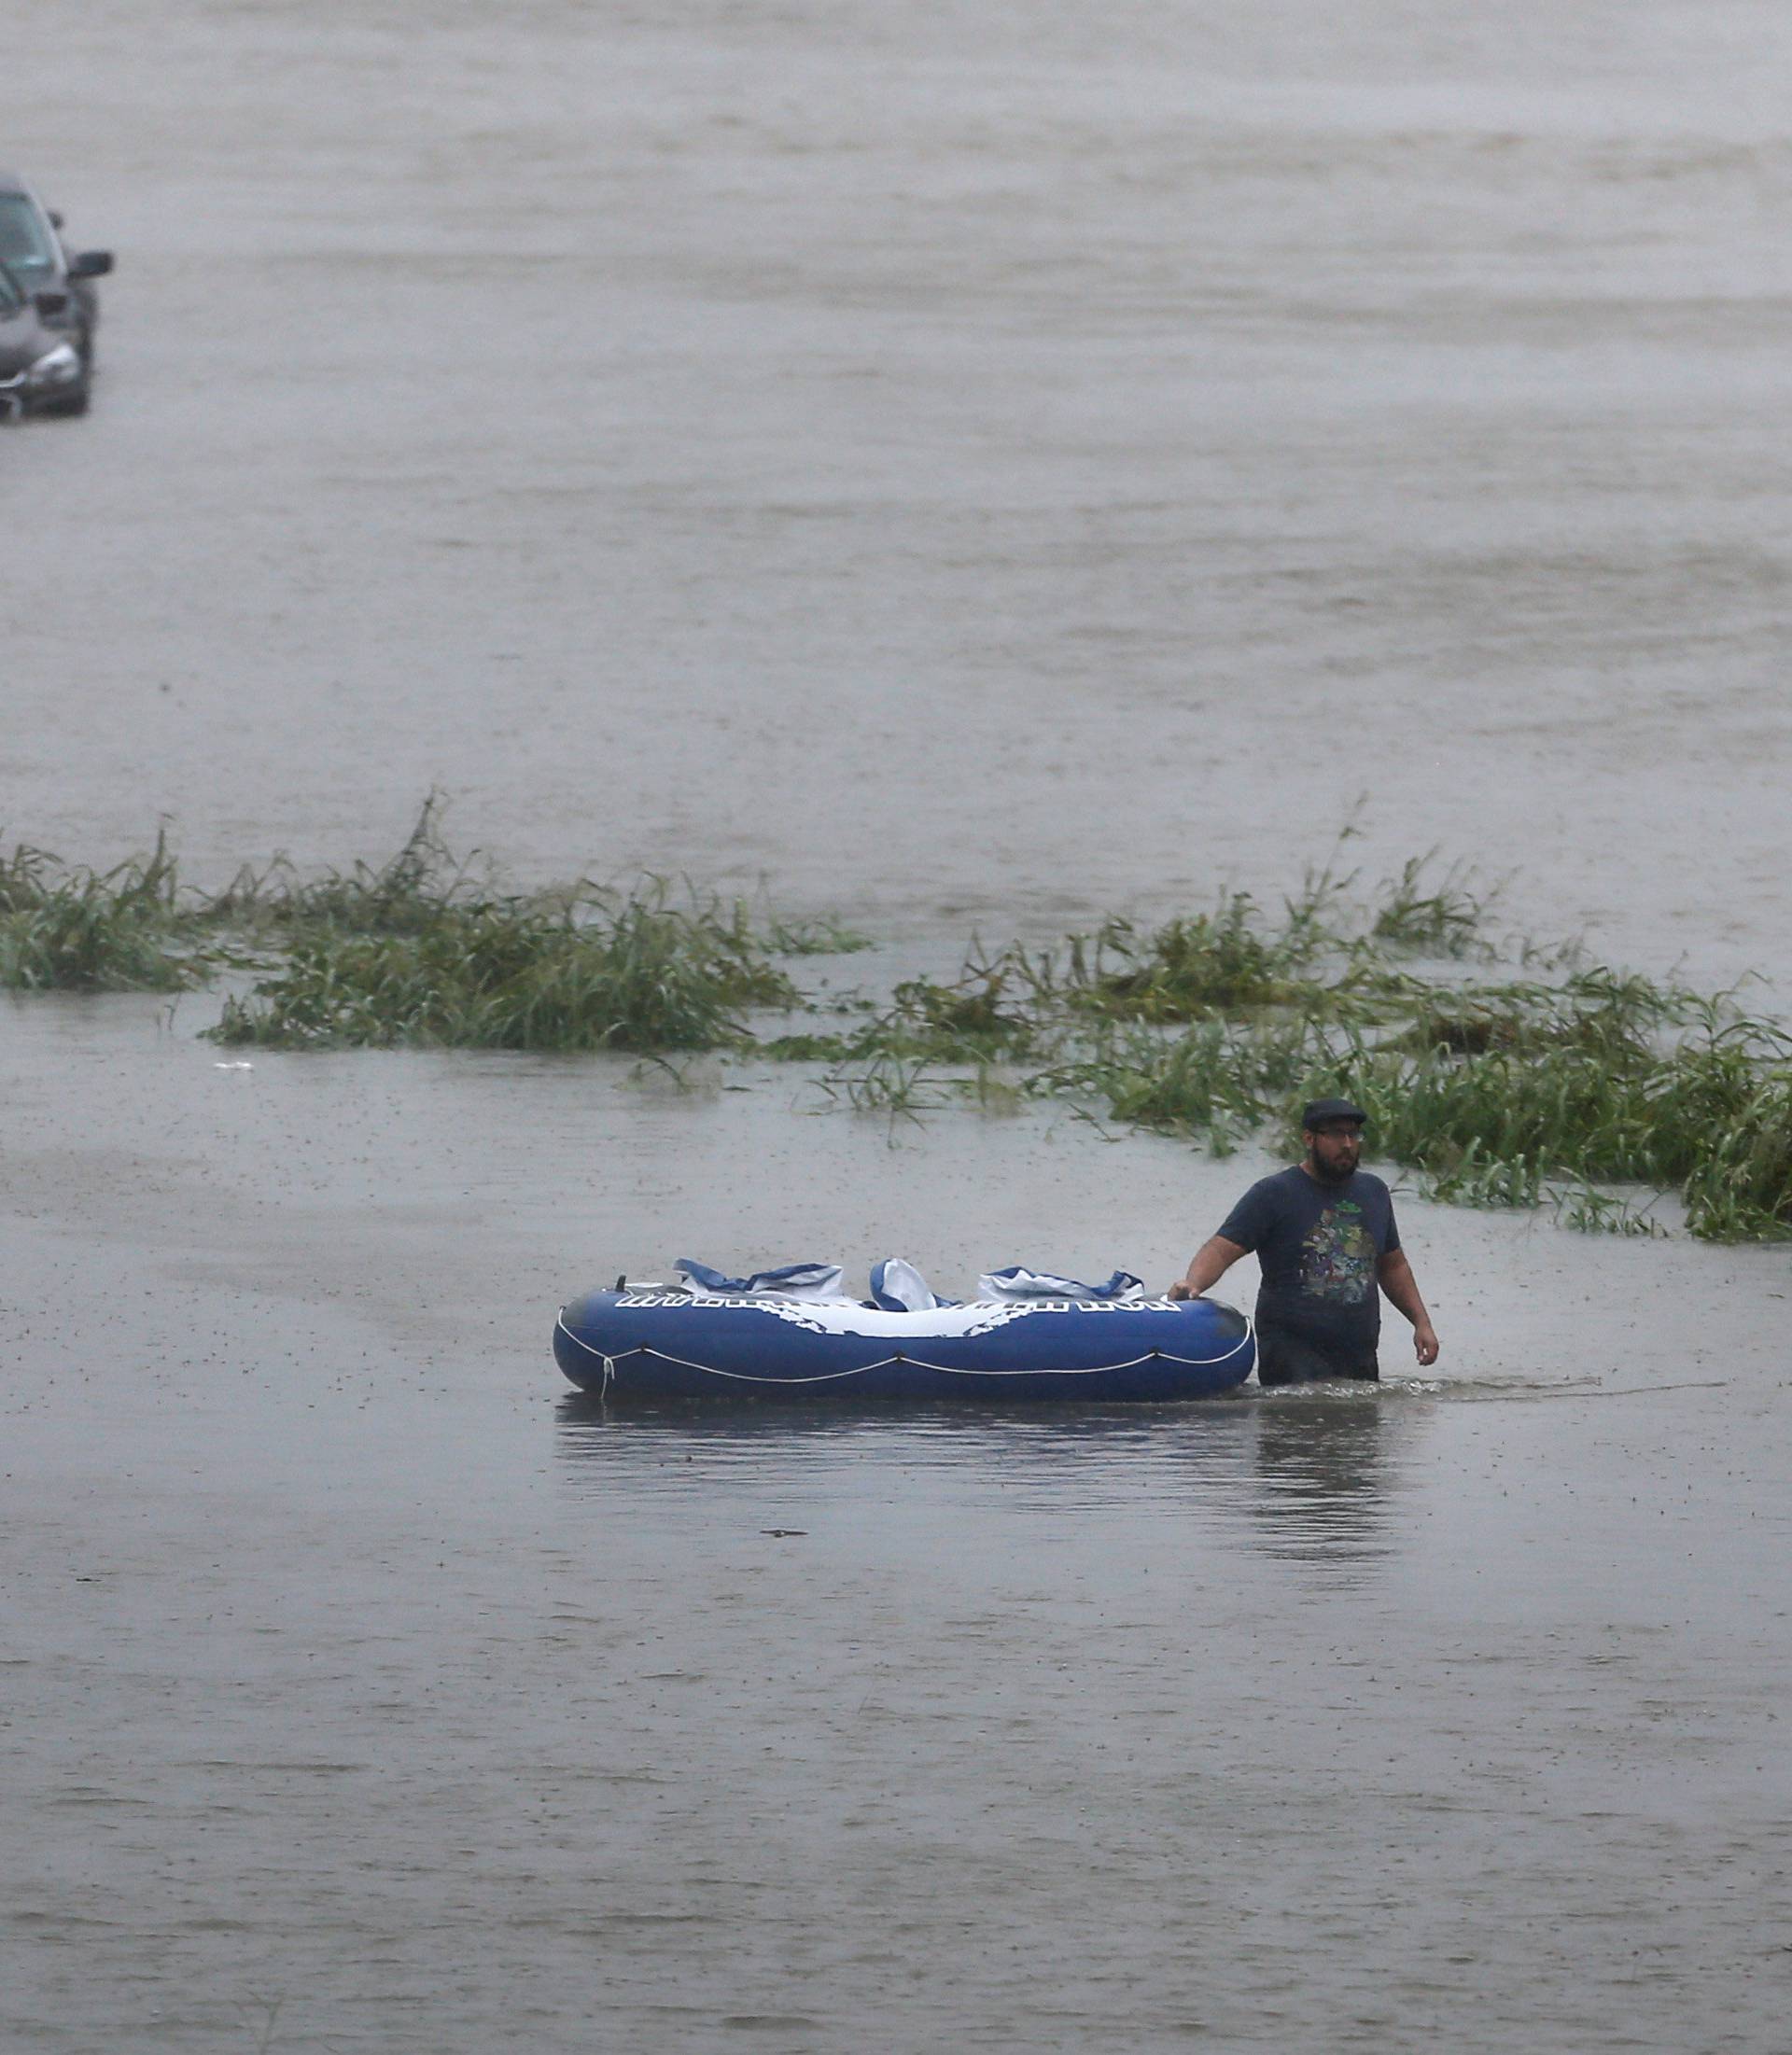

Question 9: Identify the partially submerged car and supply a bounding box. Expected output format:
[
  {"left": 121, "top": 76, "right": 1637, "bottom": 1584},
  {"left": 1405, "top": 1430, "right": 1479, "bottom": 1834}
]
[
  {"left": 0, "top": 171, "right": 113, "bottom": 415},
  {"left": 0, "top": 263, "right": 88, "bottom": 417}
]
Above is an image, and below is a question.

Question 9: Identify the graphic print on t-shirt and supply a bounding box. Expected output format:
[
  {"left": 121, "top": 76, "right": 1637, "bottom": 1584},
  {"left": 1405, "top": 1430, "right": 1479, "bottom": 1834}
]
[{"left": 1299, "top": 1199, "right": 1378, "bottom": 1305}]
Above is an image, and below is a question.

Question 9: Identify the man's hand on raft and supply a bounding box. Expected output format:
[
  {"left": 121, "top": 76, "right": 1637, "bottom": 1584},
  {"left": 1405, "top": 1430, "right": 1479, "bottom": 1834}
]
[{"left": 1167, "top": 1280, "right": 1200, "bottom": 1301}]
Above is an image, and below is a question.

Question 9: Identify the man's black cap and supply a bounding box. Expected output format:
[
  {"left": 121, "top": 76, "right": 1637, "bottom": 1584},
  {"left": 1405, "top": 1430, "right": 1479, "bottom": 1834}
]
[{"left": 1301, "top": 1097, "right": 1367, "bottom": 1130}]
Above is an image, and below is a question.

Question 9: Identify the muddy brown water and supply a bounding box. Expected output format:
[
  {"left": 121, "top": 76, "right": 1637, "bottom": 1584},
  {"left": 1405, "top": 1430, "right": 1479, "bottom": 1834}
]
[{"left": 5, "top": 0, "right": 1792, "bottom": 2047}]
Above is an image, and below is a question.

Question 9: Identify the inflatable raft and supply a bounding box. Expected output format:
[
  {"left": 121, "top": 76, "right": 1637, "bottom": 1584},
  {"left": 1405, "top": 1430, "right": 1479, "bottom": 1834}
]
[{"left": 553, "top": 1274, "right": 1254, "bottom": 1403}]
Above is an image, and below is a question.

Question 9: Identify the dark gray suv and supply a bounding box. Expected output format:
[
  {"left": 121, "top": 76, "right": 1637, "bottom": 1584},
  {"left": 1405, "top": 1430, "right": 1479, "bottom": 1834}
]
[{"left": 0, "top": 172, "right": 113, "bottom": 415}]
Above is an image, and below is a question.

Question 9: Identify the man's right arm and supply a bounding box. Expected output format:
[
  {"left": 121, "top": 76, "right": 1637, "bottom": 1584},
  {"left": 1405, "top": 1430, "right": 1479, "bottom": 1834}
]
[{"left": 1168, "top": 1235, "right": 1247, "bottom": 1301}]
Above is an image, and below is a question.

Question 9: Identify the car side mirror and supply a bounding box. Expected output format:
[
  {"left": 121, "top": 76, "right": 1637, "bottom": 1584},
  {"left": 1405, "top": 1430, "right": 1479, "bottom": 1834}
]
[
  {"left": 49, "top": 211, "right": 63, "bottom": 229},
  {"left": 68, "top": 250, "right": 113, "bottom": 279},
  {"left": 34, "top": 289, "right": 70, "bottom": 316}
]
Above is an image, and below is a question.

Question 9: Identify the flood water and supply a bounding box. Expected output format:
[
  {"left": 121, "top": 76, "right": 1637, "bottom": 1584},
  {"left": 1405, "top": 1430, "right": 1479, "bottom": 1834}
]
[{"left": 5, "top": 0, "right": 1792, "bottom": 2047}]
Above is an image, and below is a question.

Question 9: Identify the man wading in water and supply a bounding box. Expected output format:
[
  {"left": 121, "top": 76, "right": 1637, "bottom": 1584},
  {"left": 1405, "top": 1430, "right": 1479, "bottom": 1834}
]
[{"left": 1168, "top": 1097, "right": 1440, "bottom": 1385}]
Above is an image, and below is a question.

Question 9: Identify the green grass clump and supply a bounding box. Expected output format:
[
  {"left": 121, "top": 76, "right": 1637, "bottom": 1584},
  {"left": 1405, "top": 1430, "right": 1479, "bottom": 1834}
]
[
  {"left": 757, "top": 857, "right": 1792, "bottom": 1240},
  {"left": 883, "top": 966, "right": 1038, "bottom": 1057},
  {"left": 764, "top": 916, "right": 875, "bottom": 957},
  {"left": 1419, "top": 1139, "right": 1545, "bottom": 1210},
  {"left": 1673, "top": 1059, "right": 1792, "bottom": 1238},
  {"left": 761, "top": 1030, "right": 859, "bottom": 1062},
  {"left": 1048, "top": 943, "right": 1792, "bottom": 1239},
  {"left": 1055, "top": 901, "right": 1313, "bottom": 1020},
  {"left": 1029, "top": 862, "right": 1482, "bottom": 1028},
  {"left": 1052, "top": 1014, "right": 1330, "bottom": 1152},
  {"left": 0, "top": 833, "right": 201, "bottom": 991},
  {"left": 763, "top": 957, "right": 1040, "bottom": 1069},
  {"left": 8, "top": 808, "right": 1791, "bottom": 1241},
  {"left": 0, "top": 843, "right": 58, "bottom": 916},
  {"left": 1551, "top": 1184, "right": 1667, "bottom": 1237},
  {"left": 1369, "top": 854, "right": 1499, "bottom": 959},
  {"left": 1, "top": 801, "right": 813, "bottom": 1052},
  {"left": 209, "top": 888, "right": 798, "bottom": 1052},
  {"left": 197, "top": 801, "right": 804, "bottom": 1052},
  {"left": 1351, "top": 1020, "right": 1792, "bottom": 1241},
  {"left": 207, "top": 795, "right": 509, "bottom": 940}
]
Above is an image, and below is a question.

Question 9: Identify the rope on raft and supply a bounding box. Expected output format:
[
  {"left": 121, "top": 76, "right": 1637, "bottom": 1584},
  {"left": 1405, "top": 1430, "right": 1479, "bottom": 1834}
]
[{"left": 555, "top": 1314, "right": 1254, "bottom": 1387}]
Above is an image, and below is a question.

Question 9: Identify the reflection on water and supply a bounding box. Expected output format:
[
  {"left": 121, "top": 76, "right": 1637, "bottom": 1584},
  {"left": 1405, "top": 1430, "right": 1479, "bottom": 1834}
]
[
  {"left": 555, "top": 1386, "right": 1421, "bottom": 1577},
  {"left": 554, "top": 1391, "right": 1259, "bottom": 1507},
  {"left": 1243, "top": 1387, "right": 1406, "bottom": 1568}
]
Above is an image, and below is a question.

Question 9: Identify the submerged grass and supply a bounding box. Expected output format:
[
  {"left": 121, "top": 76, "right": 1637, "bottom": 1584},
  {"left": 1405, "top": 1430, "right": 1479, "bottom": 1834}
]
[
  {"left": 1370, "top": 852, "right": 1502, "bottom": 959},
  {"left": 206, "top": 804, "right": 801, "bottom": 1052},
  {"left": 1078, "top": 982, "right": 1792, "bottom": 1240},
  {"left": 7, "top": 810, "right": 1790, "bottom": 1238},
  {"left": 763, "top": 915, "right": 875, "bottom": 957},
  {"left": 204, "top": 797, "right": 482, "bottom": 937},
  {"left": 1057, "top": 902, "right": 1315, "bottom": 1018},
  {"left": 2, "top": 804, "right": 800, "bottom": 1052},
  {"left": 209, "top": 890, "right": 799, "bottom": 1052},
  {"left": 1006, "top": 871, "right": 1792, "bottom": 1240},
  {"left": 763, "top": 952, "right": 1043, "bottom": 1069},
  {"left": 0, "top": 832, "right": 202, "bottom": 992}
]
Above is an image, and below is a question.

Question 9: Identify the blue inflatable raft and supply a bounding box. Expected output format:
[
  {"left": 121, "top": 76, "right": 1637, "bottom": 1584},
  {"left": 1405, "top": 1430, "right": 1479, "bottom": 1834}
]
[{"left": 553, "top": 1285, "right": 1254, "bottom": 1403}]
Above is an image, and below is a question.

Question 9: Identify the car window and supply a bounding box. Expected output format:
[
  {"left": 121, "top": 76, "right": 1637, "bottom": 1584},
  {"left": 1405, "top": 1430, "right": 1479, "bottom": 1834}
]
[
  {"left": 0, "top": 264, "right": 26, "bottom": 315},
  {"left": 0, "top": 195, "right": 56, "bottom": 279}
]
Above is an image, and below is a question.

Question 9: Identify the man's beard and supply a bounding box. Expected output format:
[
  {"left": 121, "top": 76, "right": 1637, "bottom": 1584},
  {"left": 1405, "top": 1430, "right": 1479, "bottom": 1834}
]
[{"left": 1309, "top": 1150, "right": 1356, "bottom": 1186}]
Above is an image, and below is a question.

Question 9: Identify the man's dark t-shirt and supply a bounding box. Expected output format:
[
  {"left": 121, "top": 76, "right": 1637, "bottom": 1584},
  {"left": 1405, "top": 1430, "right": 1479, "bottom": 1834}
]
[{"left": 1216, "top": 1167, "right": 1400, "bottom": 1356}]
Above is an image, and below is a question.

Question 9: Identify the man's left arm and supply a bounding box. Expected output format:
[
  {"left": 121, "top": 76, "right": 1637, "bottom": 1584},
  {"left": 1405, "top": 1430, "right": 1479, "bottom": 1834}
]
[{"left": 1377, "top": 1249, "right": 1440, "bottom": 1366}]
